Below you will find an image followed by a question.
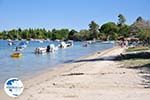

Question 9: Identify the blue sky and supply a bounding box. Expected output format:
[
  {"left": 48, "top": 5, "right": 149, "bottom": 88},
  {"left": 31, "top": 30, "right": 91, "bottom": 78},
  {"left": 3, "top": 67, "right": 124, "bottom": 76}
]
[{"left": 0, "top": 0, "right": 150, "bottom": 31}]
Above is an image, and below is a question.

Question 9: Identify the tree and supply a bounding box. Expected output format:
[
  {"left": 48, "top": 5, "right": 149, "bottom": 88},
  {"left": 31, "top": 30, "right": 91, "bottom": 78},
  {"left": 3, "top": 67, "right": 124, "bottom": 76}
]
[
  {"left": 118, "top": 14, "right": 126, "bottom": 27},
  {"left": 68, "top": 29, "right": 78, "bottom": 40},
  {"left": 51, "top": 29, "right": 69, "bottom": 40},
  {"left": 74, "top": 29, "right": 90, "bottom": 41},
  {"left": 136, "top": 16, "right": 143, "bottom": 22},
  {"left": 100, "top": 22, "right": 119, "bottom": 40},
  {"left": 129, "top": 17, "right": 150, "bottom": 40},
  {"left": 118, "top": 24, "right": 130, "bottom": 37},
  {"left": 89, "top": 21, "right": 99, "bottom": 39}
]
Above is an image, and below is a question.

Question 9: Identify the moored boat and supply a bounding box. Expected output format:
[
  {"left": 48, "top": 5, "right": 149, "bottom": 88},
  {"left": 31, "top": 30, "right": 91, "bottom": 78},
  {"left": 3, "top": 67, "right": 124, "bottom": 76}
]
[
  {"left": 35, "top": 47, "right": 47, "bottom": 54},
  {"left": 11, "top": 52, "right": 22, "bottom": 58}
]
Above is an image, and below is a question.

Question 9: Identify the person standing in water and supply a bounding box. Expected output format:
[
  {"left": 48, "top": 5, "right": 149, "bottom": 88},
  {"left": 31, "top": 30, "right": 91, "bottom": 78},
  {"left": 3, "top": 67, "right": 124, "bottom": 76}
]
[{"left": 46, "top": 45, "right": 50, "bottom": 52}]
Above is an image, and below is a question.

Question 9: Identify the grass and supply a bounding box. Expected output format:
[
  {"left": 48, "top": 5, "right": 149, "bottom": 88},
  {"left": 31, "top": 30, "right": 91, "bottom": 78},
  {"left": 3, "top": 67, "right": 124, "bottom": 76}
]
[
  {"left": 116, "top": 47, "right": 150, "bottom": 68},
  {"left": 121, "top": 59, "right": 150, "bottom": 69},
  {"left": 126, "top": 46, "right": 150, "bottom": 52}
]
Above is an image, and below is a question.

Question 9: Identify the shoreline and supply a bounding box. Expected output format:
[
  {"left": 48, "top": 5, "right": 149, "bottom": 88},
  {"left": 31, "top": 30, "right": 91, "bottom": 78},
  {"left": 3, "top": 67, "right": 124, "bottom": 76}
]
[
  {"left": 21, "top": 46, "right": 117, "bottom": 85},
  {"left": 1, "top": 46, "right": 150, "bottom": 100},
  {"left": 0, "top": 41, "right": 113, "bottom": 89},
  {"left": 22, "top": 46, "right": 118, "bottom": 89}
]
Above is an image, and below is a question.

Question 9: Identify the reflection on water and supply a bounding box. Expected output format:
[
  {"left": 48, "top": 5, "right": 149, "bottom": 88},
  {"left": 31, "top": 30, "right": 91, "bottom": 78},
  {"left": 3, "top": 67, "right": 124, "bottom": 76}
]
[{"left": 0, "top": 40, "right": 114, "bottom": 87}]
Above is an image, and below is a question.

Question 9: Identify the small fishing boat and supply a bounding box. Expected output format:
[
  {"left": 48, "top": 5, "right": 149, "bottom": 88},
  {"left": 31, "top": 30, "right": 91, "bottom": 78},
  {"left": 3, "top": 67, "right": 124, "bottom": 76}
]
[
  {"left": 59, "top": 41, "right": 73, "bottom": 48},
  {"left": 38, "top": 39, "right": 44, "bottom": 43},
  {"left": 15, "top": 41, "right": 28, "bottom": 51},
  {"left": 83, "top": 43, "right": 88, "bottom": 47},
  {"left": 59, "top": 41, "right": 67, "bottom": 48},
  {"left": 87, "top": 40, "right": 92, "bottom": 44},
  {"left": 8, "top": 42, "right": 13, "bottom": 46},
  {"left": 19, "top": 41, "right": 27, "bottom": 48},
  {"left": 66, "top": 40, "right": 74, "bottom": 47},
  {"left": 55, "top": 39, "right": 61, "bottom": 42},
  {"left": 49, "top": 44, "right": 58, "bottom": 52},
  {"left": 83, "top": 41, "right": 88, "bottom": 47},
  {"left": 35, "top": 47, "right": 47, "bottom": 54},
  {"left": 101, "top": 41, "right": 115, "bottom": 44},
  {"left": 8, "top": 41, "right": 16, "bottom": 46},
  {"left": 11, "top": 52, "right": 22, "bottom": 58}
]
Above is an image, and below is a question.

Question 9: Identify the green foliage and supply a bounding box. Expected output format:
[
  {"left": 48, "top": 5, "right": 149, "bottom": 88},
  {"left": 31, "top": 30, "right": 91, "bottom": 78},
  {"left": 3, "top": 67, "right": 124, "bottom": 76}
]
[
  {"left": 68, "top": 29, "right": 78, "bottom": 40},
  {"left": 89, "top": 21, "right": 99, "bottom": 39},
  {"left": 130, "top": 16, "right": 150, "bottom": 43},
  {"left": 118, "top": 14, "right": 126, "bottom": 27},
  {"left": 126, "top": 46, "right": 150, "bottom": 52},
  {"left": 100, "top": 22, "right": 119, "bottom": 40},
  {"left": 74, "top": 30, "right": 91, "bottom": 41},
  {"left": 52, "top": 29, "right": 69, "bottom": 40},
  {"left": 0, "top": 15, "right": 149, "bottom": 41},
  {"left": 118, "top": 24, "right": 130, "bottom": 37}
]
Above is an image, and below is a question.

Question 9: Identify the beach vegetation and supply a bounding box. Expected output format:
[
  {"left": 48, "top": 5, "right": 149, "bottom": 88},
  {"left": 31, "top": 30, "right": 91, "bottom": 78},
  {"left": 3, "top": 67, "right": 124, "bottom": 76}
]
[
  {"left": 0, "top": 15, "right": 149, "bottom": 42},
  {"left": 126, "top": 46, "right": 150, "bottom": 52}
]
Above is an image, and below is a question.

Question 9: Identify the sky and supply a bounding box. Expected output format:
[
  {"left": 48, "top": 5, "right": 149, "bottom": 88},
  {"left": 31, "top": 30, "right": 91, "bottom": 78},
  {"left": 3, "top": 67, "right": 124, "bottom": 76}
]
[{"left": 0, "top": 0, "right": 150, "bottom": 31}]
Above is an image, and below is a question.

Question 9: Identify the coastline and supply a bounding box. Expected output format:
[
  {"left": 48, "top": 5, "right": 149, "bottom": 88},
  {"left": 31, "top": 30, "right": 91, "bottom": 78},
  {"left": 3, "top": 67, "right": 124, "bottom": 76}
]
[
  {"left": 20, "top": 45, "right": 116, "bottom": 86},
  {"left": 1, "top": 46, "right": 150, "bottom": 100}
]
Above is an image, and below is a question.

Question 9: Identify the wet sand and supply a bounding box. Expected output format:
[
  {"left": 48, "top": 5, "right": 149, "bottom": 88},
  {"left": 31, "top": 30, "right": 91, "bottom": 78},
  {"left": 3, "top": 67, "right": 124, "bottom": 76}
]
[{"left": 0, "top": 47, "right": 150, "bottom": 100}]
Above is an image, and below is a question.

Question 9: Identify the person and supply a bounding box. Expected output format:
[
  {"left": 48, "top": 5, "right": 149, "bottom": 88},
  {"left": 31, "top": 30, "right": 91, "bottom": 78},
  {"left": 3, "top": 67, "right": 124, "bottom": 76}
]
[
  {"left": 46, "top": 45, "right": 50, "bottom": 52},
  {"left": 15, "top": 47, "right": 18, "bottom": 51}
]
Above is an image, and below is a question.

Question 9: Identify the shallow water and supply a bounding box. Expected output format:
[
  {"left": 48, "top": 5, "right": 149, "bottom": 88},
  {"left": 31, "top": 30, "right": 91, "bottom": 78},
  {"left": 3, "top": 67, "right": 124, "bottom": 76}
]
[{"left": 0, "top": 40, "right": 114, "bottom": 88}]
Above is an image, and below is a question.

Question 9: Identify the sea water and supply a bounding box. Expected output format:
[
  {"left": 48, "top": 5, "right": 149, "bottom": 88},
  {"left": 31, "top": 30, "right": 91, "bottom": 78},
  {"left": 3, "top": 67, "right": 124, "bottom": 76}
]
[{"left": 0, "top": 40, "right": 114, "bottom": 88}]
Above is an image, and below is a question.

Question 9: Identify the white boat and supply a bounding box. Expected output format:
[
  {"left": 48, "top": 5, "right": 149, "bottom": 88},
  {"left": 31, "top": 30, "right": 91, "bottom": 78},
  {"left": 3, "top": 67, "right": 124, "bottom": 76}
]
[
  {"left": 101, "top": 41, "right": 115, "bottom": 44},
  {"left": 87, "top": 41, "right": 92, "bottom": 44},
  {"left": 55, "top": 39, "right": 61, "bottom": 42},
  {"left": 49, "top": 44, "right": 58, "bottom": 52},
  {"left": 83, "top": 42, "right": 88, "bottom": 47},
  {"left": 8, "top": 41, "right": 16, "bottom": 46},
  {"left": 38, "top": 40, "right": 44, "bottom": 43},
  {"left": 8, "top": 42, "right": 13, "bottom": 46},
  {"left": 18, "top": 42, "right": 27, "bottom": 48},
  {"left": 15, "top": 41, "right": 28, "bottom": 51},
  {"left": 7, "top": 39, "right": 12, "bottom": 42},
  {"left": 59, "top": 41, "right": 67, "bottom": 48},
  {"left": 66, "top": 40, "right": 74, "bottom": 46},
  {"left": 35, "top": 47, "right": 47, "bottom": 54},
  {"left": 59, "top": 41, "right": 74, "bottom": 48}
]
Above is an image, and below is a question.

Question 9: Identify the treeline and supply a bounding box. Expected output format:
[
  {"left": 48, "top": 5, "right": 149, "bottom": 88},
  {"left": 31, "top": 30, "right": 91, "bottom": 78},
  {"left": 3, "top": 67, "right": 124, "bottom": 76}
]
[{"left": 0, "top": 14, "right": 150, "bottom": 41}]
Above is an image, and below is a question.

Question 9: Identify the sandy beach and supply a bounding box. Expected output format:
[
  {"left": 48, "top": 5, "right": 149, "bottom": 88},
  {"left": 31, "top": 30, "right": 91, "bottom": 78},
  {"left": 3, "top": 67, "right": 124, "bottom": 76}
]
[{"left": 1, "top": 47, "right": 150, "bottom": 100}]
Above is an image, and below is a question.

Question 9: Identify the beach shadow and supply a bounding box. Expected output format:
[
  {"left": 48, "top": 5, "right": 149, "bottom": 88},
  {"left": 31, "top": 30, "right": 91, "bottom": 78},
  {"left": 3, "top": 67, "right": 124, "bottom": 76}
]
[
  {"left": 116, "top": 52, "right": 150, "bottom": 88},
  {"left": 74, "top": 56, "right": 116, "bottom": 63},
  {"left": 67, "top": 52, "right": 150, "bottom": 63},
  {"left": 136, "top": 63, "right": 150, "bottom": 88},
  {"left": 115, "top": 52, "right": 150, "bottom": 61},
  {"left": 69, "top": 51, "right": 150, "bottom": 88}
]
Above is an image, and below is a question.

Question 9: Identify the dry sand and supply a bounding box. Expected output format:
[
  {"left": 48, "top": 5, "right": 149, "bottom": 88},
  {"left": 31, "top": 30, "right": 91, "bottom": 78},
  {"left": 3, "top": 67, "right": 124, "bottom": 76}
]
[{"left": 0, "top": 47, "right": 150, "bottom": 100}]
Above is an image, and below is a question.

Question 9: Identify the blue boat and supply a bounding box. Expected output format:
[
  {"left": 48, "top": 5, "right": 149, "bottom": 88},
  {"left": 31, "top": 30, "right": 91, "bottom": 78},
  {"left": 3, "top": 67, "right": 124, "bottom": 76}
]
[{"left": 15, "top": 41, "right": 28, "bottom": 51}]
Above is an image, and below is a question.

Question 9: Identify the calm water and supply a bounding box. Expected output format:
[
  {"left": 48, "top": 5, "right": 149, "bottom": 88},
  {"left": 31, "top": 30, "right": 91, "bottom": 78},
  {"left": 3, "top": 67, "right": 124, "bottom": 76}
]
[{"left": 0, "top": 40, "right": 114, "bottom": 88}]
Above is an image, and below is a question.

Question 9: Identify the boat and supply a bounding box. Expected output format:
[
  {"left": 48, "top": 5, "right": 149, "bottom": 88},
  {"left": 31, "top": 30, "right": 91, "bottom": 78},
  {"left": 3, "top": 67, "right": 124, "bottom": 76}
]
[
  {"left": 8, "top": 42, "right": 13, "bottom": 46},
  {"left": 38, "top": 39, "right": 44, "bottom": 43},
  {"left": 15, "top": 46, "right": 24, "bottom": 51},
  {"left": 8, "top": 40, "right": 16, "bottom": 46},
  {"left": 101, "top": 41, "right": 115, "bottom": 44},
  {"left": 59, "top": 41, "right": 73, "bottom": 48},
  {"left": 14, "top": 41, "right": 28, "bottom": 51},
  {"left": 35, "top": 47, "right": 47, "bottom": 54},
  {"left": 66, "top": 40, "right": 74, "bottom": 47},
  {"left": 11, "top": 52, "right": 22, "bottom": 58},
  {"left": 83, "top": 43, "right": 88, "bottom": 47},
  {"left": 87, "top": 40, "right": 92, "bottom": 44},
  {"left": 55, "top": 39, "right": 61, "bottom": 42},
  {"left": 49, "top": 44, "right": 58, "bottom": 52},
  {"left": 59, "top": 41, "right": 67, "bottom": 48},
  {"left": 18, "top": 41, "right": 27, "bottom": 48}
]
